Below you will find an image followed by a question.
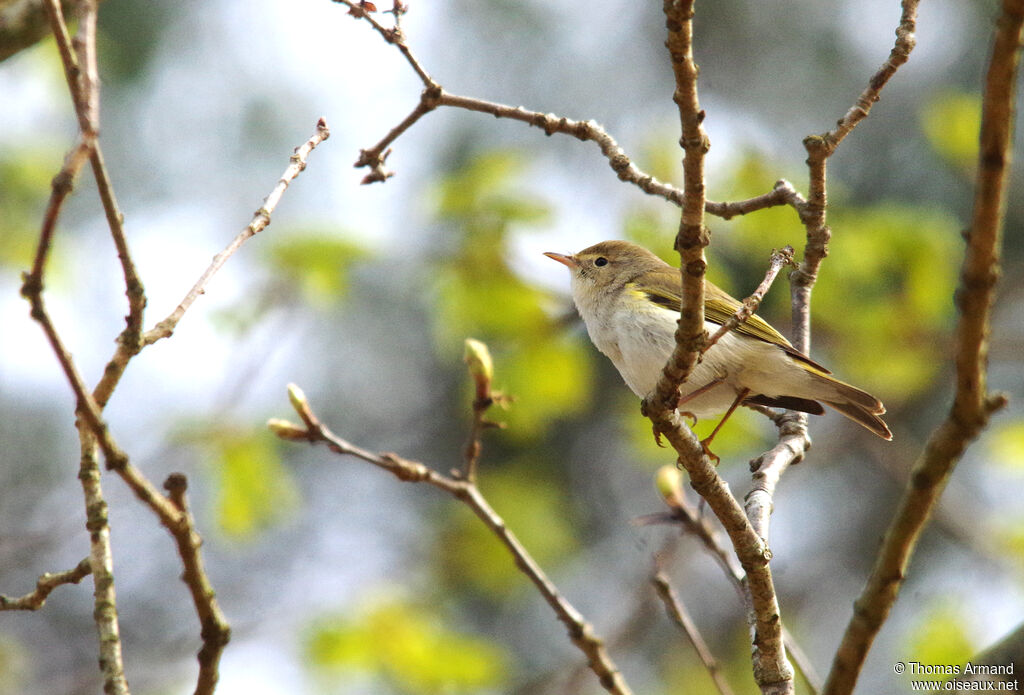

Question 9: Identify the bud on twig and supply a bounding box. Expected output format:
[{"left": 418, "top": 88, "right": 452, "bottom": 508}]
[
  {"left": 463, "top": 338, "right": 493, "bottom": 402},
  {"left": 655, "top": 465, "right": 685, "bottom": 509},
  {"left": 286, "top": 382, "right": 319, "bottom": 430},
  {"left": 267, "top": 418, "right": 309, "bottom": 441}
]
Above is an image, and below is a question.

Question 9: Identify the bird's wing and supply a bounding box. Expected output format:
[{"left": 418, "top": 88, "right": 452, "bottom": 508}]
[{"left": 630, "top": 269, "right": 833, "bottom": 374}]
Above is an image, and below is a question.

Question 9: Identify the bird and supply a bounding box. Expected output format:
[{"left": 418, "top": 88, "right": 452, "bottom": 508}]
[{"left": 545, "top": 240, "right": 892, "bottom": 442}]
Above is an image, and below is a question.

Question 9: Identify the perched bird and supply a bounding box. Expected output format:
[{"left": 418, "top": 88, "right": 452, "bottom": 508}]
[{"left": 545, "top": 240, "right": 891, "bottom": 441}]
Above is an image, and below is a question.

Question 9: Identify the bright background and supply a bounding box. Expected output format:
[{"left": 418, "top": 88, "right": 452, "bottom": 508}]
[{"left": 2, "top": 0, "right": 1023, "bottom": 693}]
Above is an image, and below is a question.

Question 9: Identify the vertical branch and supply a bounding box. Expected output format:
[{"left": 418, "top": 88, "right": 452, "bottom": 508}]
[
  {"left": 646, "top": 4, "right": 794, "bottom": 694},
  {"left": 653, "top": 0, "right": 710, "bottom": 406},
  {"left": 78, "top": 435, "right": 131, "bottom": 695},
  {"left": 793, "top": 0, "right": 920, "bottom": 354},
  {"left": 821, "top": 0, "right": 1020, "bottom": 691}
]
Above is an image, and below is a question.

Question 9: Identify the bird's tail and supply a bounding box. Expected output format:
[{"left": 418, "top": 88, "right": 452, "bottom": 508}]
[{"left": 819, "top": 376, "right": 892, "bottom": 440}]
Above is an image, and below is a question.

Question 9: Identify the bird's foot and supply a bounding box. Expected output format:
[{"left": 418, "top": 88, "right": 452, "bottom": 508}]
[{"left": 699, "top": 436, "right": 721, "bottom": 466}]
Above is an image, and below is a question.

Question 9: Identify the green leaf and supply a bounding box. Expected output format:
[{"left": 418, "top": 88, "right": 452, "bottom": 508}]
[{"left": 305, "top": 599, "right": 509, "bottom": 693}]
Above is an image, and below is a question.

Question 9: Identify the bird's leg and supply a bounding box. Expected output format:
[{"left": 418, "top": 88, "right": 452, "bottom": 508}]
[
  {"left": 675, "top": 377, "right": 726, "bottom": 419},
  {"left": 644, "top": 378, "right": 727, "bottom": 448},
  {"left": 700, "top": 387, "right": 750, "bottom": 464}
]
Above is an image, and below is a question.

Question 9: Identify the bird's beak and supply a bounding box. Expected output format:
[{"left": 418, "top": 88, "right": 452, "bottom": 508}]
[{"left": 544, "top": 251, "right": 578, "bottom": 269}]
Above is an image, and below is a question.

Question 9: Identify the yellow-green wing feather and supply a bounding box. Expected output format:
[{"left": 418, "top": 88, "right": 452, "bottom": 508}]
[{"left": 627, "top": 268, "right": 832, "bottom": 374}]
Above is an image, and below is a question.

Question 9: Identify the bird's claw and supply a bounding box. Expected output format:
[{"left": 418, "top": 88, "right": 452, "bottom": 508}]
[
  {"left": 700, "top": 437, "right": 720, "bottom": 466},
  {"left": 652, "top": 424, "right": 665, "bottom": 448}
]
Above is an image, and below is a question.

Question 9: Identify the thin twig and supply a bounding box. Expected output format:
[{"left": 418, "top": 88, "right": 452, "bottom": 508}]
[
  {"left": 652, "top": 476, "right": 822, "bottom": 694},
  {"left": 0, "top": 558, "right": 92, "bottom": 611},
  {"left": 822, "top": 0, "right": 1019, "bottom": 691},
  {"left": 644, "top": 3, "right": 793, "bottom": 693},
  {"left": 706, "top": 180, "right": 807, "bottom": 220},
  {"left": 90, "top": 143, "right": 147, "bottom": 408},
  {"left": 30, "top": 4, "right": 130, "bottom": 693},
  {"left": 143, "top": 118, "right": 331, "bottom": 345},
  {"left": 333, "top": 0, "right": 434, "bottom": 86},
  {"left": 652, "top": 566, "right": 737, "bottom": 695},
  {"left": 271, "top": 385, "right": 634, "bottom": 695},
  {"left": 333, "top": 0, "right": 690, "bottom": 206},
  {"left": 164, "top": 475, "right": 232, "bottom": 695},
  {"left": 794, "top": 0, "right": 920, "bottom": 312},
  {"left": 704, "top": 246, "right": 795, "bottom": 353}
]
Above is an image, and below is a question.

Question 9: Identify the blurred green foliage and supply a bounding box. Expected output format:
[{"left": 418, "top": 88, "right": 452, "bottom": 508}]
[
  {"left": 305, "top": 598, "right": 508, "bottom": 694},
  {"left": 192, "top": 427, "right": 298, "bottom": 539},
  {"left": 0, "top": 150, "right": 62, "bottom": 271},
  {"left": 437, "top": 465, "right": 576, "bottom": 594},
  {"left": 987, "top": 419, "right": 1024, "bottom": 470},
  {"left": 431, "top": 151, "right": 592, "bottom": 437},
  {"left": 921, "top": 90, "right": 981, "bottom": 171},
  {"left": 904, "top": 602, "right": 975, "bottom": 674},
  {"left": 210, "top": 229, "right": 369, "bottom": 335},
  {"left": 261, "top": 230, "right": 369, "bottom": 307}
]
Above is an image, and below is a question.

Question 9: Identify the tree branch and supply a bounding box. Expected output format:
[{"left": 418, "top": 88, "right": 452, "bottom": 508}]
[
  {"left": 143, "top": 118, "right": 331, "bottom": 345},
  {"left": 0, "top": 558, "right": 92, "bottom": 611},
  {"left": 793, "top": 0, "right": 919, "bottom": 308},
  {"left": 821, "top": 0, "right": 1020, "bottom": 690},
  {"left": 652, "top": 566, "right": 737, "bottom": 695},
  {"left": 639, "top": 4, "right": 794, "bottom": 693},
  {"left": 270, "top": 383, "right": 634, "bottom": 695},
  {"left": 704, "top": 246, "right": 795, "bottom": 353},
  {"left": 652, "top": 468, "right": 823, "bottom": 695},
  {"left": 164, "top": 474, "right": 231, "bottom": 695}
]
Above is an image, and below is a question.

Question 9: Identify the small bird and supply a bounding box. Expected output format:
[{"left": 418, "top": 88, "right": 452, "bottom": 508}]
[{"left": 545, "top": 240, "right": 891, "bottom": 441}]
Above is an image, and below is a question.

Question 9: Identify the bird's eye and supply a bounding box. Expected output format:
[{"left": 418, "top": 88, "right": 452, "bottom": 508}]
[{"left": 594, "top": 257, "right": 608, "bottom": 267}]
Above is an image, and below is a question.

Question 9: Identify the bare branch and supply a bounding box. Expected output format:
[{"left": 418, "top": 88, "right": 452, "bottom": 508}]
[
  {"left": 0, "top": 558, "right": 91, "bottom": 611},
  {"left": 636, "top": 4, "right": 793, "bottom": 693},
  {"left": 650, "top": 0, "right": 710, "bottom": 411},
  {"left": 271, "top": 386, "right": 634, "bottom": 695},
  {"left": 822, "top": 0, "right": 1020, "bottom": 691},
  {"left": 652, "top": 470, "right": 822, "bottom": 694},
  {"left": 652, "top": 567, "right": 737, "bottom": 695},
  {"left": 164, "top": 474, "right": 232, "bottom": 695},
  {"left": 143, "top": 118, "right": 331, "bottom": 345},
  {"left": 704, "top": 246, "right": 795, "bottom": 353},
  {"left": 332, "top": 0, "right": 435, "bottom": 86},
  {"left": 706, "top": 180, "right": 807, "bottom": 220},
  {"left": 794, "top": 0, "right": 920, "bottom": 308}
]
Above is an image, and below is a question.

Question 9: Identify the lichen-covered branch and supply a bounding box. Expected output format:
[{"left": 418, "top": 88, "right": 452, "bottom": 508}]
[{"left": 0, "top": 558, "right": 92, "bottom": 611}]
